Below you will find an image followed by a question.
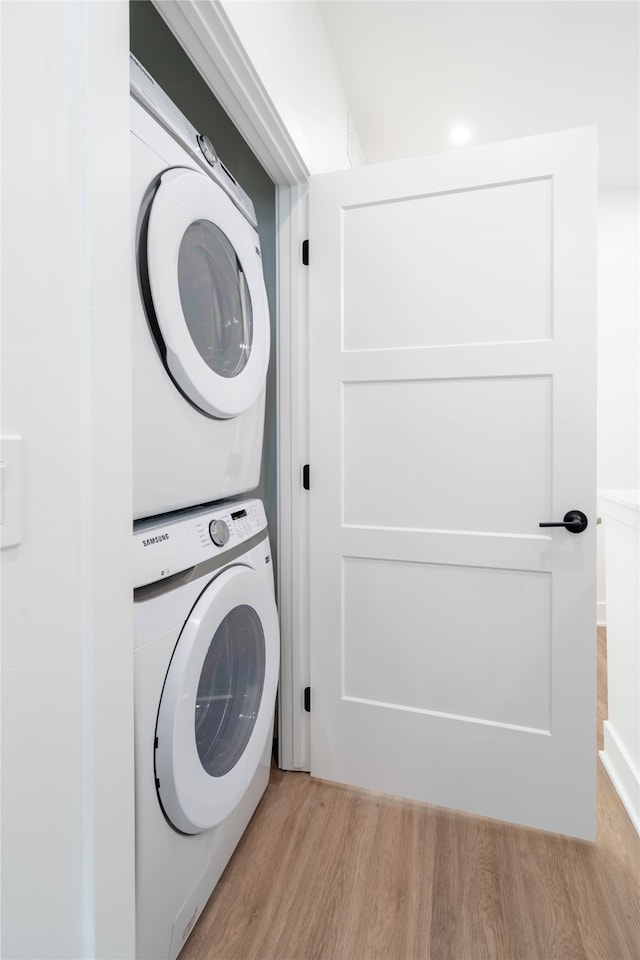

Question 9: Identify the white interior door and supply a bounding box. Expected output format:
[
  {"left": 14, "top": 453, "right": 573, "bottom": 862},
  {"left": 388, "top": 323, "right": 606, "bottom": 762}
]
[{"left": 308, "top": 128, "right": 597, "bottom": 840}]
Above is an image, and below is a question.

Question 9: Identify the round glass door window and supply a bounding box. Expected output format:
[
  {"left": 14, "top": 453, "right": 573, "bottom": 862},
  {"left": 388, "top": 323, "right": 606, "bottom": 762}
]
[
  {"left": 154, "top": 563, "right": 279, "bottom": 833},
  {"left": 195, "top": 604, "right": 265, "bottom": 778},
  {"left": 144, "top": 168, "right": 270, "bottom": 419},
  {"left": 178, "top": 220, "right": 253, "bottom": 380}
]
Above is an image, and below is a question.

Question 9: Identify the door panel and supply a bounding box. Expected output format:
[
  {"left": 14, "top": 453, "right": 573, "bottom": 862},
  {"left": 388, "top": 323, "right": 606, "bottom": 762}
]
[
  {"left": 342, "top": 177, "right": 552, "bottom": 350},
  {"left": 309, "top": 128, "right": 597, "bottom": 839},
  {"left": 343, "top": 557, "right": 551, "bottom": 732},
  {"left": 343, "top": 376, "right": 552, "bottom": 533}
]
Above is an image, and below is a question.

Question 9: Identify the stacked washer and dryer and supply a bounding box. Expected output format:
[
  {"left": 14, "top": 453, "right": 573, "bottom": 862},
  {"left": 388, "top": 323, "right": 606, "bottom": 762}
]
[{"left": 130, "top": 54, "right": 279, "bottom": 960}]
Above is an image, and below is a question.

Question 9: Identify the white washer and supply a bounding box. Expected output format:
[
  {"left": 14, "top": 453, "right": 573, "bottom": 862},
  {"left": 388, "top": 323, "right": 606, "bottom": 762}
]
[
  {"left": 133, "top": 498, "right": 279, "bottom": 960},
  {"left": 130, "top": 54, "right": 270, "bottom": 520}
]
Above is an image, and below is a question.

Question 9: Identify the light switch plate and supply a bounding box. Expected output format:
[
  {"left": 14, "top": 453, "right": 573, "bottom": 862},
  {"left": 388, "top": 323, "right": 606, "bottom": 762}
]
[{"left": 1, "top": 435, "right": 23, "bottom": 549}]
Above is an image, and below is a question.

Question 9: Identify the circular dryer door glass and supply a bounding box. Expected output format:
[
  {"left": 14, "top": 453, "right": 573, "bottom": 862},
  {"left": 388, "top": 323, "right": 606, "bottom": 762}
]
[
  {"left": 178, "top": 220, "right": 253, "bottom": 379},
  {"left": 145, "top": 168, "right": 270, "bottom": 419},
  {"left": 195, "top": 604, "right": 265, "bottom": 777}
]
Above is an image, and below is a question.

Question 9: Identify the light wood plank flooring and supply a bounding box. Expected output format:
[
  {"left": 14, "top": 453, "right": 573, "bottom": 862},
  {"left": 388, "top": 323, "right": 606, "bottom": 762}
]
[{"left": 181, "top": 628, "right": 640, "bottom": 960}]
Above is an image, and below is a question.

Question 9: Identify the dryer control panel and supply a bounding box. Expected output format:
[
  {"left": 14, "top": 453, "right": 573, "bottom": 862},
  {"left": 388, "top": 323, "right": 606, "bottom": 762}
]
[
  {"left": 133, "top": 498, "right": 266, "bottom": 589},
  {"left": 130, "top": 53, "right": 257, "bottom": 229}
]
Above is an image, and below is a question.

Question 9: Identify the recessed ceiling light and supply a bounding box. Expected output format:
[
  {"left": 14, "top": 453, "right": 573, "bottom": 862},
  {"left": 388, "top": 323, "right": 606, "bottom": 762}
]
[{"left": 450, "top": 124, "right": 472, "bottom": 144}]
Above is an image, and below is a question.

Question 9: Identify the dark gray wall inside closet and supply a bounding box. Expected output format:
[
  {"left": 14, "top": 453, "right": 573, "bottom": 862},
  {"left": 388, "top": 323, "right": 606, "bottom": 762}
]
[{"left": 130, "top": 0, "right": 278, "bottom": 579}]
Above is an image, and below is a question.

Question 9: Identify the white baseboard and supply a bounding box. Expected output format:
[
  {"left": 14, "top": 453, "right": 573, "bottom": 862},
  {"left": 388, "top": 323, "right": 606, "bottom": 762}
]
[
  {"left": 596, "top": 600, "right": 606, "bottom": 627},
  {"left": 600, "top": 721, "right": 640, "bottom": 836}
]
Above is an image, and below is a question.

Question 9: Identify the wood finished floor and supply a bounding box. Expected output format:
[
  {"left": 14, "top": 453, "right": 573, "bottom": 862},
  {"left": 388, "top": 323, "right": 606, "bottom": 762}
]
[{"left": 181, "top": 628, "right": 640, "bottom": 960}]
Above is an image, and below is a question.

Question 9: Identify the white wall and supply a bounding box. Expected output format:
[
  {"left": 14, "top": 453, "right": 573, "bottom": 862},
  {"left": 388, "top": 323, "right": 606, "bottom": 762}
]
[
  {"left": 597, "top": 189, "right": 639, "bottom": 488},
  {"left": 598, "top": 491, "right": 639, "bottom": 833},
  {"left": 1, "top": 3, "right": 135, "bottom": 956},
  {"left": 596, "top": 189, "right": 639, "bottom": 621},
  {"left": 220, "top": 0, "right": 363, "bottom": 173}
]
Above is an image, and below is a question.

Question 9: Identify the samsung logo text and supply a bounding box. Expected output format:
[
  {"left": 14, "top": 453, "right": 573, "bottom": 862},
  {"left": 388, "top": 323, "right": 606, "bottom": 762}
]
[{"left": 142, "top": 533, "right": 170, "bottom": 547}]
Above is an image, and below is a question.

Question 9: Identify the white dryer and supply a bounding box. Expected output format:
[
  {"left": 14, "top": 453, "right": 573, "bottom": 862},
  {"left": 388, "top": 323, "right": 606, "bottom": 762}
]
[
  {"left": 133, "top": 498, "right": 279, "bottom": 960},
  {"left": 130, "top": 54, "right": 270, "bottom": 520}
]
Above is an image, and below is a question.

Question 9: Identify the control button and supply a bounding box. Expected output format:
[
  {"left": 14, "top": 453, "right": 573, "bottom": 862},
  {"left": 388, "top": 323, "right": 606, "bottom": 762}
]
[
  {"left": 197, "top": 133, "right": 216, "bottom": 167},
  {"left": 209, "top": 518, "right": 230, "bottom": 548}
]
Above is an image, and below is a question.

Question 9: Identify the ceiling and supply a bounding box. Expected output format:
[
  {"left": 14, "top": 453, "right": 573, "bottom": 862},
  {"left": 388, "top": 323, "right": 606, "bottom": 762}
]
[{"left": 318, "top": 1, "right": 639, "bottom": 188}]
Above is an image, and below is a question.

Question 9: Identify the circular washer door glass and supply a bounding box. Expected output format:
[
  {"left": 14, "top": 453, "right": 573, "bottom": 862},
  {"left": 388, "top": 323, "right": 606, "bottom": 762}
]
[
  {"left": 154, "top": 562, "right": 279, "bottom": 833},
  {"left": 195, "top": 604, "right": 265, "bottom": 778},
  {"left": 178, "top": 220, "right": 253, "bottom": 380}
]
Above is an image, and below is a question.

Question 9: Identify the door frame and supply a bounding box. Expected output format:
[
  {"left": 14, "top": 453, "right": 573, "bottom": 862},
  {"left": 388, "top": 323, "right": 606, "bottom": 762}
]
[{"left": 152, "top": 0, "right": 312, "bottom": 770}]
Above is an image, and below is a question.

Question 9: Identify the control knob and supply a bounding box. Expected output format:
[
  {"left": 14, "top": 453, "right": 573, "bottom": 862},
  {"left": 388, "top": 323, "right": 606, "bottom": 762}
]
[
  {"left": 209, "top": 518, "right": 230, "bottom": 548},
  {"left": 197, "top": 133, "right": 217, "bottom": 167}
]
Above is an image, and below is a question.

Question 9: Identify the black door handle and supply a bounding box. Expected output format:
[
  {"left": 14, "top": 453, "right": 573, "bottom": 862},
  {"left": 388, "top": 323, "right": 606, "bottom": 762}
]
[{"left": 539, "top": 510, "right": 588, "bottom": 534}]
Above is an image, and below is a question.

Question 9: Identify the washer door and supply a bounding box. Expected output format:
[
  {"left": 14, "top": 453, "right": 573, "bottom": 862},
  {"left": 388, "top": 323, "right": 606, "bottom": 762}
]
[
  {"left": 155, "top": 565, "right": 279, "bottom": 834},
  {"left": 144, "top": 167, "right": 270, "bottom": 419}
]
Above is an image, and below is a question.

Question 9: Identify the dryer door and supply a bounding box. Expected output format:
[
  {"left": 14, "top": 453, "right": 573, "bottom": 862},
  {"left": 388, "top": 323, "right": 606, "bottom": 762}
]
[
  {"left": 143, "top": 167, "right": 270, "bottom": 419},
  {"left": 155, "top": 564, "right": 279, "bottom": 834}
]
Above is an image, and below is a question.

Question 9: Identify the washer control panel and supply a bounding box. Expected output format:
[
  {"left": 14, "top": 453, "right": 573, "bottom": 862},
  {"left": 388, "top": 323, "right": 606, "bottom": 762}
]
[{"left": 133, "top": 498, "right": 266, "bottom": 588}]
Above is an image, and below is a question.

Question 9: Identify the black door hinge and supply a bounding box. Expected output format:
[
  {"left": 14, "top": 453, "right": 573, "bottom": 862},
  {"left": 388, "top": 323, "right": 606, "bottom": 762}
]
[
  {"left": 304, "top": 687, "right": 311, "bottom": 712},
  {"left": 302, "top": 464, "right": 310, "bottom": 490},
  {"left": 302, "top": 239, "right": 309, "bottom": 266}
]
